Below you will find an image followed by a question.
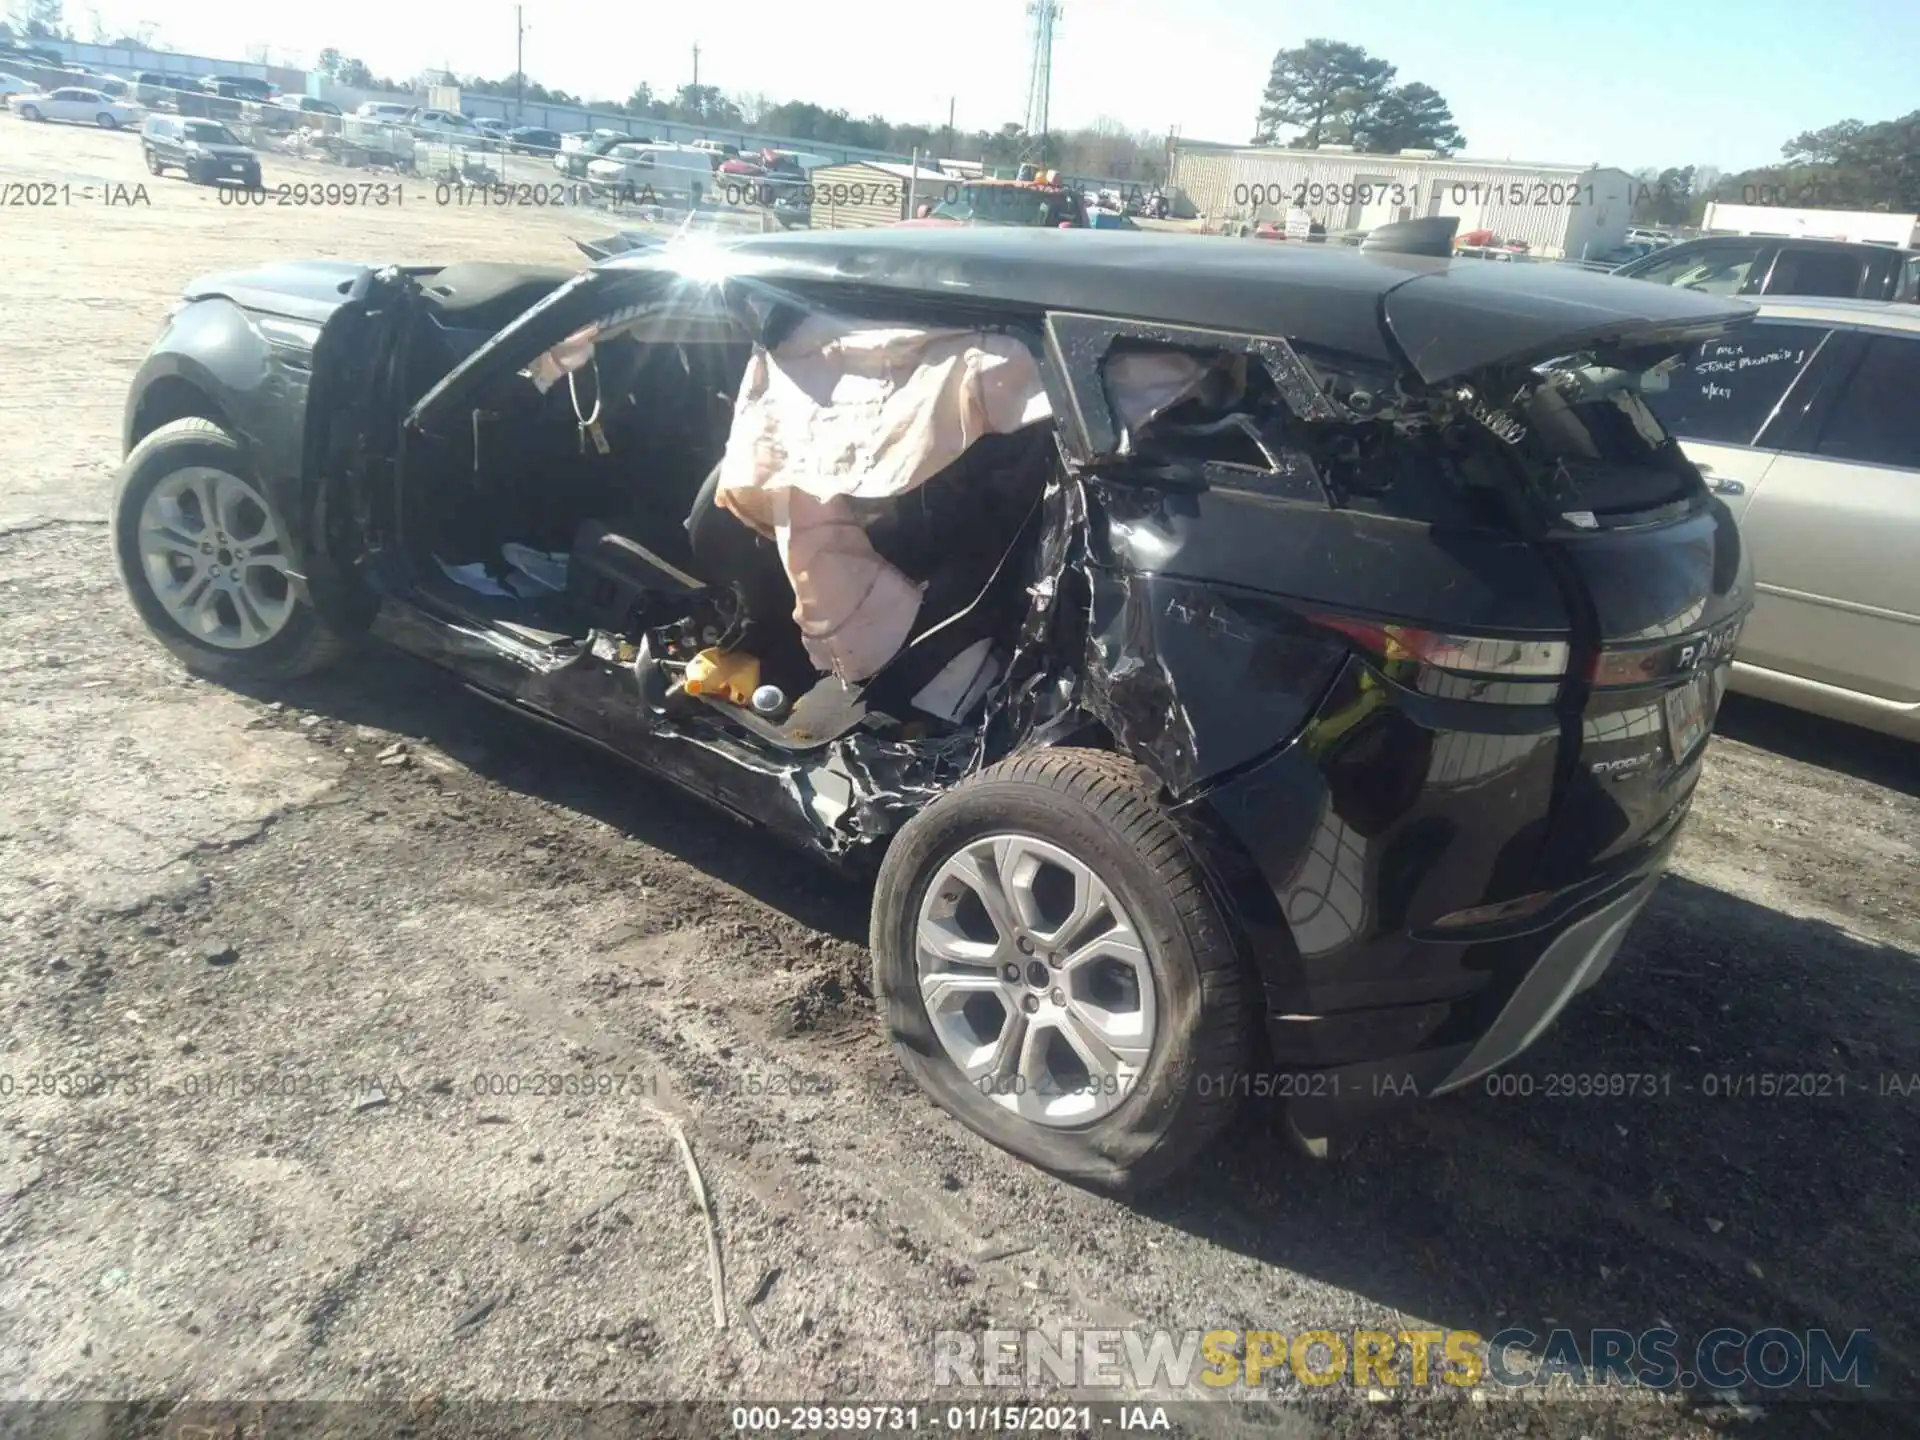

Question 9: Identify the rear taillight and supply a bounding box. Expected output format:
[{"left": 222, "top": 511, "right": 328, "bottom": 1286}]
[{"left": 1310, "top": 613, "right": 1569, "bottom": 681}]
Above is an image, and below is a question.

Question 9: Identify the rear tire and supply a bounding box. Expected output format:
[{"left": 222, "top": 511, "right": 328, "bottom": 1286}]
[
  {"left": 871, "top": 747, "right": 1255, "bottom": 1192},
  {"left": 19, "top": 104, "right": 41, "bottom": 122},
  {"left": 145, "top": 149, "right": 164, "bottom": 175},
  {"left": 112, "top": 417, "right": 352, "bottom": 684}
]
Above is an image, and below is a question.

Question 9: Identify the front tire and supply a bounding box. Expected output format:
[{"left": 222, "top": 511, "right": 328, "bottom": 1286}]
[
  {"left": 97, "top": 111, "right": 119, "bottom": 129},
  {"left": 112, "top": 417, "right": 351, "bottom": 683},
  {"left": 871, "top": 748, "right": 1255, "bottom": 1191}
]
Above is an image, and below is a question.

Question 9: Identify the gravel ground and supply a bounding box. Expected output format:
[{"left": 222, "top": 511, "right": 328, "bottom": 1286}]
[{"left": 1, "top": 113, "right": 1917, "bottom": 1440}]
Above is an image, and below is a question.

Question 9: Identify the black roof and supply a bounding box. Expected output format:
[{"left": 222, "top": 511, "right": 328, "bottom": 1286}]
[{"left": 604, "top": 227, "right": 1754, "bottom": 382}]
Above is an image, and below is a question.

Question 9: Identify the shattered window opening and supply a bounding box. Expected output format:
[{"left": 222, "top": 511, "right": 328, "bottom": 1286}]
[{"left": 395, "top": 266, "right": 1076, "bottom": 849}]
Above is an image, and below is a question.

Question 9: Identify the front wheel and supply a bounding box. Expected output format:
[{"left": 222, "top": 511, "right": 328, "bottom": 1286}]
[
  {"left": 871, "top": 748, "right": 1255, "bottom": 1191},
  {"left": 112, "top": 417, "right": 351, "bottom": 683},
  {"left": 97, "top": 111, "right": 119, "bottom": 129}
]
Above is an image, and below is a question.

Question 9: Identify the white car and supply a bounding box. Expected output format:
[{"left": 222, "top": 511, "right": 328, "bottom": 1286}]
[
  {"left": 10, "top": 86, "right": 142, "bottom": 128},
  {"left": 1644, "top": 297, "right": 1920, "bottom": 740},
  {"left": 354, "top": 101, "right": 412, "bottom": 122},
  {"left": 585, "top": 142, "right": 714, "bottom": 202},
  {"left": 555, "top": 128, "right": 632, "bottom": 173},
  {"left": 409, "top": 108, "right": 479, "bottom": 137},
  {"left": 0, "top": 71, "right": 38, "bottom": 99}
]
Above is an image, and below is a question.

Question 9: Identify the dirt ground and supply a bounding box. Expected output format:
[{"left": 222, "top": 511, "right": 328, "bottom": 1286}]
[{"left": 1, "top": 115, "right": 1917, "bottom": 1439}]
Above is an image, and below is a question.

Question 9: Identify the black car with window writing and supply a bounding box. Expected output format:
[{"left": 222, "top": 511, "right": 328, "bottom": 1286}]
[
  {"left": 109, "top": 224, "right": 1755, "bottom": 1189},
  {"left": 142, "top": 115, "right": 261, "bottom": 187}
]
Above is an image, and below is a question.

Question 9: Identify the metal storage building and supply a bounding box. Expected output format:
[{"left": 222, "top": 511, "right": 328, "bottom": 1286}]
[
  {"left": 804, "top": 160, "right": 955, "bottom": 230},
  {"left": 1169, "top": 141, "right": 1635, "bottom": 259}
]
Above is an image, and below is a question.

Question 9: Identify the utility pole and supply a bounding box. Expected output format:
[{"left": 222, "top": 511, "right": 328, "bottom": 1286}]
[
  {"left": 514, "top": 5, "right": 524, "bottom": 120},
  {"left": 945, "top": 97, "right": 954, "bottom": 163},
  {"left": 691, "top": 42, "right": 700, "bottom": 90}
]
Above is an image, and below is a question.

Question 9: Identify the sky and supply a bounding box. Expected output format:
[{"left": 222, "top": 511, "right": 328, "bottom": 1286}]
[{"left": 63, "top": 0, "right": 1920, "bottom": 172}]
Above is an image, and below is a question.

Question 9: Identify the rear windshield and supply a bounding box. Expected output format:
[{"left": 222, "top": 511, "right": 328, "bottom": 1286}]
[
  {"left": 183, "top": 121, "right": 239, "bottom": 145},
  {"left": 1485, "top": 355, "right": 1704, "bottom": 517},
  {"left": 1306, "top": 349, "right": 1709, "bottom": 525}
]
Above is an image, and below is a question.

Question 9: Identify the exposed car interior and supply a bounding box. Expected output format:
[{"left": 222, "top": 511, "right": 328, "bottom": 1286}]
[{"left": 401, "top": 271, "right": 1059, "bottom": 747}]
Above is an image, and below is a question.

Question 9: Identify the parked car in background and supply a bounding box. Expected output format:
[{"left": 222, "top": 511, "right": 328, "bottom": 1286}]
[
  {"left": 354, "top": 101, "right": 413, "bottom": 122},
  {"left": 1641, "top": 297, "right": 1920, "bottom": 740},
  {"left": 109, "top": 227, "right": 1756, "bottom": 1186},
  {"left": 473, "top": 116, "right": 510, "bottom": 138},
  {"left": 279, "top": 96, "right": 342, "bottom": 117},
  {"left": 909, "top": 176, "right": 1089, "bottom": 229},
  {"left": 204, "top": 74, "right": 274, "bottom": 102},
  {"left": 1579, "top": 239, "right": 1664, "bottom": 269},
  {"left": 1613, "top": 235, "right": 1919, "bottom": 302},
  {"left": 586, "top": 142, "right": 713, "bottom": 202},
  {"left": 507, "top": 125, "right": 561, "bottom": 154},
  {"left": 65, "top": 70, "right": 132, "bottom": 98},
  {"left": 173, "top": 85, "right": 240, "bottom": 123},
  {"left": 0, "top": 42, "right": 61, "bottom": 66},
  {"left": 0, "top": 71, "right": 35, "bottom": 99},
  {"left": 131, "top": 71, "right": 203, "bottom": 107},
  {"left": 556, "top": 129, "right": 635, "bottom": 177},
  {"left": 407, "top": 108, "right": 480, "bottom": 138},
  {"left": 10, "top": 86, "right": 140, "bottom": 128},
  {"left": 142, "top": 115, "right": 261, "bottom": 188},
  {"left": 1625, "top": 226, "right": 1674, "bottom": 248}
]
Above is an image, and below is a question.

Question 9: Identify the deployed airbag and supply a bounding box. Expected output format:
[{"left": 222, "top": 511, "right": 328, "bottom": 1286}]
[{"left": 715, "top": 312, "right": 1052, "bottom": 681}]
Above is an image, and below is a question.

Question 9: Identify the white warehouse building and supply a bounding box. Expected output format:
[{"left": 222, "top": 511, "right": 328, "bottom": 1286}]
[{"left": 1168, "top": 141, "right": 1636, "bottom": 260}]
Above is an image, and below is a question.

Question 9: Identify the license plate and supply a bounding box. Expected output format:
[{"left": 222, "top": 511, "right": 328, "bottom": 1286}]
[
  {"left": 1664, "top": 670, "right": 1713, "bottom": 762},
  {"left": 231, "top": 163, "right": 245, "bottom": 173}
]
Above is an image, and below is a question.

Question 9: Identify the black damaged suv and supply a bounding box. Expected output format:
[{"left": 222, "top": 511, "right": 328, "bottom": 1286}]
[
  {"left": 141, "top": 115, "right": 261, "bottom": 188},
  {"left": 111, "top": 223, "right": 1753, "bottom": 1189}
]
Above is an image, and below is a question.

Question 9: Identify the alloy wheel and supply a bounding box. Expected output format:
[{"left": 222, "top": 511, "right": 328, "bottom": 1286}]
[
  {"left": 136, "top": 466, "right": 295, "bottom": 649},
  {"left": 915, "top": 833, "right": 1157, "bottom": 1127}
]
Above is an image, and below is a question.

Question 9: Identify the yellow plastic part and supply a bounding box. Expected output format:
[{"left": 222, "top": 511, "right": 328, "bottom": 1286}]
[{"left": 683, "top": 648, "right": 761, "bottom": 706}]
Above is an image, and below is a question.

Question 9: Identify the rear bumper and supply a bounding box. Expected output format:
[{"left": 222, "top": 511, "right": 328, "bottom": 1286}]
[
  {"left": 1431, "top": 871, "right": 1657, "bottom": 1092},
  {"left": 1275, "top": 870, "right": 1660, "bottom": 1138},
  {"left": 1178, "top": 654, "right": 1694, "bottom": 1135},
  {"left": 189, "top": 160, "right": 259, "bottom": 186}
]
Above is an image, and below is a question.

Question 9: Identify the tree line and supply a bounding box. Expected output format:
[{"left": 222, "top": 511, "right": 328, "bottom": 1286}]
[{"left": 1633, "top": 112, "right": 1920, "bottom": 225}]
